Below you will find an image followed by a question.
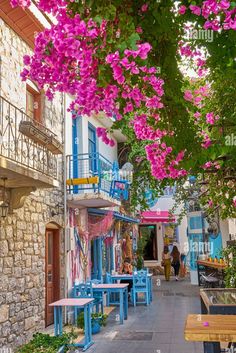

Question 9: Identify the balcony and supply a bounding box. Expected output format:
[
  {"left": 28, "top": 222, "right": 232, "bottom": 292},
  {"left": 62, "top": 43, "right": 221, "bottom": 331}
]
[
  {"left": 0, "top": 95, "right": 61, "bottom": 193},
  {"left": 66, "top": 153, "right": 130, "bottom": 209}
]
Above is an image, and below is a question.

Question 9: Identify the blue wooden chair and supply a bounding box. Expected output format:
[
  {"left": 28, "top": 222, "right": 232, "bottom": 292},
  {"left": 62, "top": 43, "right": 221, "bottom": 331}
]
[
  {"left": 105, "top": 273, "right": 119, "bottom": 306},
  {"left": 73, "top": 282, "right": 93, "bottom": 323},
  {"left": 131, "top": 271, "right": 150, "bottom": 306},
  {"left": 87, "top": 279, "right": 104, "bottom": 314},
  {"left": 73, "top": 282, "right": 103, "bottom": 318}
]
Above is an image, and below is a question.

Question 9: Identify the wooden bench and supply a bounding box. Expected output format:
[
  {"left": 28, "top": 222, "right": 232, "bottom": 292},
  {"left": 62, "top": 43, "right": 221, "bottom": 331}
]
[{"left": 184, "top": 314, "right": 236, "bottom": 353}]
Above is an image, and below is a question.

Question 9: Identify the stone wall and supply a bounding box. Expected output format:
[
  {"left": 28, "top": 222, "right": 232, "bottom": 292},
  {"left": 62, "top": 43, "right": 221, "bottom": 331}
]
[
  {"left": 0, "top": 17, "right": 65, "bottom": 351},
  {"left": 0, "top": 189, "right": 65, "bottom": 350}
]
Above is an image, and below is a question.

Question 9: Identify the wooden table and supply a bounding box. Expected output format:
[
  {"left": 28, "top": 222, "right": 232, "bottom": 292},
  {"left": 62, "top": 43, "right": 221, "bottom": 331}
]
[
  {"left": 197, "top": 260, "right": 227, "bottom": 287},
  {"left": 197, "top": 260, "right": 227, "bottom": 270},
  {"left": 49, "top": 298, "right": 94, "bottom": 351},
  {"left": 111, "top": 273, "right": 153, "bottom": 302},
  {"left": 185, "top": 314, "right": 236, "bottom": 353},
  {"left": 92, "top": 283, "right": 128, "bottom": 324}
]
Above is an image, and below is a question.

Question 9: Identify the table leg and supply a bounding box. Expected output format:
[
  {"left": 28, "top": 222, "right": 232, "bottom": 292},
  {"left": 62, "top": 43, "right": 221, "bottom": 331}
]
[
  {"left": 84, "top": 305, "right": 88, "bottom": 344},
  {"left": 82, "top": 303, "right": 94, "bottom": 351},
  {"left": 124, "top": 288, "right": 128, "bottom": 320},
  {"left": 203, "top": 342, "right": 221, "bottom": 353},
  {"left": 59, "top": 306, "right": 63, "bottom": 335},
  {"left": 148, "top": 277, "right": 152, "bottom": 302},
  {"left": 119, "top": 289, "right": 124, "bottom": 324},
  {"left": 88, "top": 303, "right": 92, "bottom": 342},
  {"left": 197, "top": 264, "right": 201, "bottom": 287},
  {"left": 54, "top": 306, "right": 58, "bottom": 336}
]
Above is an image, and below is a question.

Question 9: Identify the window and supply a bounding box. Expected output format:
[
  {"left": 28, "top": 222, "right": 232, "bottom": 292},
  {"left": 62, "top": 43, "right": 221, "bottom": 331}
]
[{"left": 26, "top": 84, "right": 41, "bottom": 122}]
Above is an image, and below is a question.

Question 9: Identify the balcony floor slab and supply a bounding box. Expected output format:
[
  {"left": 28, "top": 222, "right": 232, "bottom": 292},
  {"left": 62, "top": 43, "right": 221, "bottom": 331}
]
[
  {"left": 67, "top": 192, "right": 121, "bottom": 209},
  {"left": 0, "top": 156, "right": 59, "bottom": 188}
]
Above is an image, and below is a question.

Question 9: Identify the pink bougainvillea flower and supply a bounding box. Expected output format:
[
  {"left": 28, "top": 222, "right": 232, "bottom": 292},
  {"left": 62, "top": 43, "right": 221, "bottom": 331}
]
[
  {"left": 10, "top": 0, "right": 30, "bottom": 8},
  {"left": 189, "top": 5, "right": 201, "bottom": 16},
  {"left": 136, "top": 26, "right": 143, "bottom": 34},
  {"left": 220, "top": 0, "right": 231, "bottom": 10},
  {"left": 233, "top": 197, "right": 236, "bottom": 208},
  {"left": 184, "top": 90, "right": 193, "bottom": 102},
  {"left": 208, "top": 200, "right": 213, "bottom": 208},
  {"left": 179, "top": 5, "right": 187, "bottom": 15},
  {"left": 141, "top": 4, "right": 148, "bottom": 12}
]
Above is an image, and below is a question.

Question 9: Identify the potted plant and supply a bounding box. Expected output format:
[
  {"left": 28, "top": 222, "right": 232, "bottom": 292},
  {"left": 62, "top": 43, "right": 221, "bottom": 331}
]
[{"left": 77, "top": 312, "right": 108, "bottom": 334}]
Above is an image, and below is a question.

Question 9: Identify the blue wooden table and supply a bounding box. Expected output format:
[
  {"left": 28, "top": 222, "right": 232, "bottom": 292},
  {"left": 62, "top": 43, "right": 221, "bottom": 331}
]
[
  {"left": 92, "top": 283, "right": 129, "bottom": 324},
  {"left": 49, "top": 298, "right": 94, "bottom": 352},
  {"left": 111, "top": 273, "right": 153, "bottom": 302}
]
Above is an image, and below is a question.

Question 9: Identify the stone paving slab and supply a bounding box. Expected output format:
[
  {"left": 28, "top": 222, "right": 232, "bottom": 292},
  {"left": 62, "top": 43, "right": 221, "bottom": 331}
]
[{"left": 80, "top": 275, "right": 204, "bottom": 353}]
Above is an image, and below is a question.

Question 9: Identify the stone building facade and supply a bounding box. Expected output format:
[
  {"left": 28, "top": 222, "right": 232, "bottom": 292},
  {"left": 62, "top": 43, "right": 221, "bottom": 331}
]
[{"left": 0, "top": 6, "right": 65, "bottom": 351}]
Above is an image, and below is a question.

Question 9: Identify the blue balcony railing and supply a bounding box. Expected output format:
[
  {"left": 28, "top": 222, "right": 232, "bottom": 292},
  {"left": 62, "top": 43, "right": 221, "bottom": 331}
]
[{"left": 66, "top": 153, "right": 130, "bottom": 201}]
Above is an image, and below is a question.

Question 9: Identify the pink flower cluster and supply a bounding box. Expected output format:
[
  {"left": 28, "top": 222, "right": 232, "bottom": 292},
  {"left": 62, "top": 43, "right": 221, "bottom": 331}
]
[
  {"left": 133, "top": 114, "right": 167, "bottom": 140},
  {"left": 13, "top": 0, "right": 189, "bottom": 182},
  {"left": 146, "top": 143, "right": 187, "bottom": 179},
  {"left": 206, "top": 112, "right": 220, "bottom": 125},
  {"left": 201, "top": 131, "right": 212, "bottom": 148},
  {"left": 179, "top": 1, "right": 236, "bottom": 31},
  {"left": 10, "top": 0, "right": 66, "bottom": 13},
  {"left": 179, "top": 41, "right": 208, "bottom": 77},
  {"left": 97, "top": 128, "right": 115, "bottom": 147},
  {"left": 184, "top": 84, "right": 210, "bottom": 108},
  {"left": 10, "top": 0, "right": 30, "bottom": 7},
  {"left": 202, "top": 161, "right": 221, "bottom": 169}
]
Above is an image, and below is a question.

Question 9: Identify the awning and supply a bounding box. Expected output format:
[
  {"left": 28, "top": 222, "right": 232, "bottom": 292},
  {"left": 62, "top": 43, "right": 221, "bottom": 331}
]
[
  {"left": 140, "top": 211, "right": 175, "bottom": 224},
  {"left": 88, "top": 208, "right": 139, "bottom": 224}
]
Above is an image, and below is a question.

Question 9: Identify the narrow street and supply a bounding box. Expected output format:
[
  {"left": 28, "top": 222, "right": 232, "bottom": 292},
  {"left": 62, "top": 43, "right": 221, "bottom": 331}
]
[{"left": 85, "top": 276, "right": 203, "bottom": 353}]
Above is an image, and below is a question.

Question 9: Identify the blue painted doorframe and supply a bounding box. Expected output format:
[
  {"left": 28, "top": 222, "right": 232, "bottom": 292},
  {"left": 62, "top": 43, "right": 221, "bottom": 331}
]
[
  {"left": 91, "top": 238, "right": 103, "bottom": 281},
  {"left": 88, "top": 123, "right": 97, "bottom": 173},
  {"left": 72, "top": 117, "right": 79, "bottom": 194}
]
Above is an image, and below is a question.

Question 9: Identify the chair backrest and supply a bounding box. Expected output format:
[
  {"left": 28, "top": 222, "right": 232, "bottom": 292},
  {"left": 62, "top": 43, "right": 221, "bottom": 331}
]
[
  {"left": 105, "top": 272, "right": 112, "bottom": 284},
  {"left": 133, "top": 271, "right": 148, "bottom": 288},
  {"left": 138, "top": 269, "right": 148, "bottom": 276},
  {"left": 73, "top": 282, "right": 93, "bottom": 298}
]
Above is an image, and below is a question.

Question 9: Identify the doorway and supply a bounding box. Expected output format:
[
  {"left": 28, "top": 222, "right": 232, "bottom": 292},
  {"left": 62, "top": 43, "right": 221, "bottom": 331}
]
[
  {"left": 45, "top": 228, "right": 60, "bottom": 327},
  {"left": 139, "top": 225, "right": 158, "bottom": 261}
]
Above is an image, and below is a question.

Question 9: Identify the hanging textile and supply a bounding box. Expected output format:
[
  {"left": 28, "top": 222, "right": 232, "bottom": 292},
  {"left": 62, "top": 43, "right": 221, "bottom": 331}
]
[
  {"left": 104, "top": 228, "right": 115, "bottom": 247},
  {"left": 88, "top": 211, "right": 114, "bottom": 239}
]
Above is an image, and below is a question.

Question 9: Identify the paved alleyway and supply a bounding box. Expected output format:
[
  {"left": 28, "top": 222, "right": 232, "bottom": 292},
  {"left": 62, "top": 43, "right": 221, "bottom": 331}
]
[{"left": 84, "top": 276, "right": 203, "bottom": 353}]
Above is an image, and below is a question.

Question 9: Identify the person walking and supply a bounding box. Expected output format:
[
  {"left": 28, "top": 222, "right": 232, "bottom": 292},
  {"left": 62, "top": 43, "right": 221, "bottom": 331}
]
[
  {"left": 162, "top": 245, "right": 171, "bottom": 281},
  {"left": 171, "top": 245, "right": 181, "bottom": 281}
]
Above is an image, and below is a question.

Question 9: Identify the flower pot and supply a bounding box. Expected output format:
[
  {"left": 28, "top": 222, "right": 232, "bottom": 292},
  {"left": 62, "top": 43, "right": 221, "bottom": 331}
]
[{"left": 92, "top": 320, "right": 101, "bottom": 334}]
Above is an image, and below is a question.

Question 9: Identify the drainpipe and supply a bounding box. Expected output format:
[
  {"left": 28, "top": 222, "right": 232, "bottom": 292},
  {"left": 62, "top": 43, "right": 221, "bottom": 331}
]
[
  {"left": 0, "top": 56, "right": 2, "bottom": 95},
  {"left": 63, "top": 93, "right": 68, "bottom": 320}
]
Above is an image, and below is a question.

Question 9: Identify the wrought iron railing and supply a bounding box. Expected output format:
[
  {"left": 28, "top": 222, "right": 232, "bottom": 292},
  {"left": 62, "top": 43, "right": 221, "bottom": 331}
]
[
  {"left": 66, "top": 152, "right": 130, "bottom": 200},
  {"left": 0, "top": 95, "right": 58, "bottom": 179}
]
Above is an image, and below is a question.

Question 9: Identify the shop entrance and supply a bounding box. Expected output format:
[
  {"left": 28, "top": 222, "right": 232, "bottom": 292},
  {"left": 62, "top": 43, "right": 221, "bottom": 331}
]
[{"left": 139, "top": 225, "right": 158, "bottom": 261}]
